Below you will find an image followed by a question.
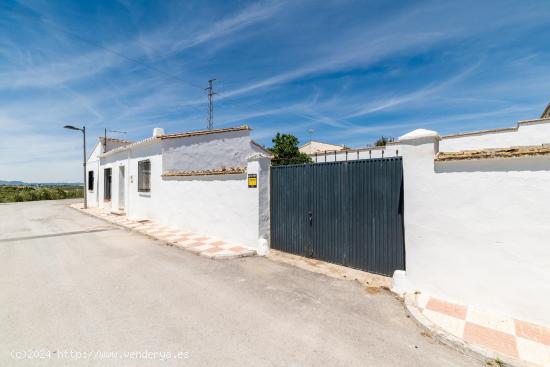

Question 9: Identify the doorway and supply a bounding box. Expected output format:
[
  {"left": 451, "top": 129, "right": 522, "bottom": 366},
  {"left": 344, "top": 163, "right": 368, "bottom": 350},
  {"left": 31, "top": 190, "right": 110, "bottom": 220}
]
[
  {"left": 104, "top": 168, "right": 112, "bottom": 201},
  {"left": 118, "top": 166, "right": 125, "bottom": 211}
]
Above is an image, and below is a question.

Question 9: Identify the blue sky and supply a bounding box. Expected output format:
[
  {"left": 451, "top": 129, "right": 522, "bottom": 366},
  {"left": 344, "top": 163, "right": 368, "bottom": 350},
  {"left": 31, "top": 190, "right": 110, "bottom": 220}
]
[{"left": 1, "top": 0, "right": 549, "bottom": 182}]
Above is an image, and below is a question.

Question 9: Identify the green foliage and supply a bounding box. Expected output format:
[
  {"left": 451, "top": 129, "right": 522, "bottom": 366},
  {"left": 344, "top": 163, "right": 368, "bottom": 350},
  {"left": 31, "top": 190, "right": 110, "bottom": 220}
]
[
  {"left": 374, "top": 136, "right": 395, "bottom": 147},
  {"left": 0, "top": 185, "right": 83, "bottom": 203},
  {"left": 270, "top": 133, "right": 313, "bottom": 166},
  {"left": 485, "top": 358, "right": 504, "bottom": 367}
]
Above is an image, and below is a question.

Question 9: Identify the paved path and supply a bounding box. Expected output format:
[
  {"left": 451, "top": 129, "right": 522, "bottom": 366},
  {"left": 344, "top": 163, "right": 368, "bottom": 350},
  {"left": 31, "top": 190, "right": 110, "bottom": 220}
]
[
  {"left": 70, "top": 204, "right": 256, "bottom": 259},
  {"left": 0, "top": 200, "right": 481, "bottom": 366}
]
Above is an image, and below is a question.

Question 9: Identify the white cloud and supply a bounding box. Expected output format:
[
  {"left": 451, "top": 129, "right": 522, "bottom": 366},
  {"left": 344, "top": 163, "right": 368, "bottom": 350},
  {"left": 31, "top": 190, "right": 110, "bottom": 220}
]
[
  {"left": 346, "top": 63, "right": 480, "bottom": 118},
  {"left": 0, "top": 50, "right": 120, "bottom": 89}
]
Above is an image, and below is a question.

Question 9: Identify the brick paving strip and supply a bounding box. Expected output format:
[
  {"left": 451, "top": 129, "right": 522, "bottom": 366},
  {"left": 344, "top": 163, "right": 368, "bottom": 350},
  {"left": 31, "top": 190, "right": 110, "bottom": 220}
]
[
  {"left": 69, "top": 204, "right": 256, "bottom": 260},
  {"left": 406, "top": 292, "right": 550, "bottom": 367}
]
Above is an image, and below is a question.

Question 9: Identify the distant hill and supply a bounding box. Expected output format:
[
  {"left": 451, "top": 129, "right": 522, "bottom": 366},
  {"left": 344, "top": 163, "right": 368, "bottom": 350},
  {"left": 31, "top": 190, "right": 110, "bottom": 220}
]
[
  {"left": 0, "top": 180, "right": 82, "bottom": 186},
  {"left": 0, "top": 180, "right": 25, "bottom": 186}
]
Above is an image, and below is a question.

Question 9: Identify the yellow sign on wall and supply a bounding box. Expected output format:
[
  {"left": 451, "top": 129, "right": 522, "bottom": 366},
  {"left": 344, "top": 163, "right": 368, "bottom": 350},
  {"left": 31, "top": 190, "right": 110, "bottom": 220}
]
[{"left": 248, "top": 174, "right": 257, "bottom": 188}]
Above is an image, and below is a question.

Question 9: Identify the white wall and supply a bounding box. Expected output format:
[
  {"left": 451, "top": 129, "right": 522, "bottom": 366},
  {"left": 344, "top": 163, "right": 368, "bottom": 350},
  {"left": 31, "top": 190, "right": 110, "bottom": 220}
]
[
  {"left": 440, "top": 120, "right": 550, "bottom": 152},
  {"left": 304, "top": 121, "right": 550, "bottom": 326},
  {"left": 162, "top": 130, "right": 266, "bottom": 171},
  {"left": 309, "top": 120, "right": 550, "bottom": 164},
  {"left": 85, "top": 143, "right": 102, "bottom": 207},
  {"left": 400, "top": 127, "right": 550, "bottom": 327}
]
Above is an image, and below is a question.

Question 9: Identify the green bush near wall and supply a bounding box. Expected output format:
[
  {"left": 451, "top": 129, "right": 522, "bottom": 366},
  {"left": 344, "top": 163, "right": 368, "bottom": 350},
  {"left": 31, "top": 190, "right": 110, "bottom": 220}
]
[{"left": 0, "top": 186, "right": 83, "bottom": 203}]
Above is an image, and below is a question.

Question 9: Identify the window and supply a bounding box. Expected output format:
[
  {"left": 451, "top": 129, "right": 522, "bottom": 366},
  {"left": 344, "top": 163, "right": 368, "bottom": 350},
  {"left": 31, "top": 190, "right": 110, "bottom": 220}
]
[
  {"left": 138, "top": 160, "right": 151, "bottom": 192},
  {"left": 104, "top": 168, "right": 112, "bottom": 201},
  {"left": 88, "top": 171, "right": 94, "bottom": 191}
]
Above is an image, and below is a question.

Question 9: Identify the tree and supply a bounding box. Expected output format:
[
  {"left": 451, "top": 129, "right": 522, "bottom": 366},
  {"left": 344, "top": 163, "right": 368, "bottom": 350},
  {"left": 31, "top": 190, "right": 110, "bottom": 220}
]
[
  {"left": 270, "top": 133, "right": 312, "bottom": 166},
  {"left": 374, "top": 136, "right": 395, "bottom": 147}
]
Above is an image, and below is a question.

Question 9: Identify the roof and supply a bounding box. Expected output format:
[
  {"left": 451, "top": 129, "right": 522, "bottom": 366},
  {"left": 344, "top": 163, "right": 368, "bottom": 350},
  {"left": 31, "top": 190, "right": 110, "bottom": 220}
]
[
  {"left": 436, "top": 145, "right": 550, "bottom": 161},
  {"left": 159, "top": 125, "right": 250, "bottom": 139},
  {"left": 299, "top": 141, "right": 347, "bottom": 155},
  {"left": 100, "top": 125, "right": 253, "bottom": 158}
]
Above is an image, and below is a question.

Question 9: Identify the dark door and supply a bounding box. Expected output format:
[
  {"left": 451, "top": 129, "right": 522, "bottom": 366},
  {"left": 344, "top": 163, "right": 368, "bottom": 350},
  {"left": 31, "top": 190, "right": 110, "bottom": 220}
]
[{"left": 104, "top": 168, "right": 112, "bottom": 201}]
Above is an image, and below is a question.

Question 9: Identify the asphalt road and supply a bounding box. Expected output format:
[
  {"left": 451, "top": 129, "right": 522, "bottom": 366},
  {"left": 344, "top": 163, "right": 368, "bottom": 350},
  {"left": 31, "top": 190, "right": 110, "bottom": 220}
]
[{"left": 0, "top": 200, "right": 480, "bottom": 367}]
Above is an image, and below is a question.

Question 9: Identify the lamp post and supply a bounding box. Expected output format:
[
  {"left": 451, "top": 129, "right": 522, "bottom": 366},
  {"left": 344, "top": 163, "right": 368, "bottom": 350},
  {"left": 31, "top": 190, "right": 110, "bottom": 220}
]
[{"left": 64, "top": 125, "right": 87, "bottom": 209}]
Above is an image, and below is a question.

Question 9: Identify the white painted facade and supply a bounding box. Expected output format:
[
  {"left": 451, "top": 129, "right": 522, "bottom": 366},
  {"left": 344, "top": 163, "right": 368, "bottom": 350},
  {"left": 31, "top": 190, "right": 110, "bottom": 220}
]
[
  {"left": 86, "top": 138, "right": 132, "bottom": 206},
  {"left": 398, "top": 121, "right": 550, "bottom": 327},
  {"left": 86, "top": 127, "right": 271, "bottom": 251}
]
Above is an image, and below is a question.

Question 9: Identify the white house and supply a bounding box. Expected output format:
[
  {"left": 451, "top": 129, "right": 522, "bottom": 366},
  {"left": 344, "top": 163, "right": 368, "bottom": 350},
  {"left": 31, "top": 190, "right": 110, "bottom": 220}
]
[
  {"left": 86, "top": 125, "right": 272, "bottom": 251},
  {"left": 299, "top": 140, "right": 346, "bottom": 155}
]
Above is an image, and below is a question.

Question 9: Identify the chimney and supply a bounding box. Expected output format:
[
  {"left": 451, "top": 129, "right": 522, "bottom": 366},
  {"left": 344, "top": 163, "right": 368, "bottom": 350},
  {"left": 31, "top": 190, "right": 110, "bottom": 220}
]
[{"left": 153, "top": 127, "right": 165, "bottom": 137}]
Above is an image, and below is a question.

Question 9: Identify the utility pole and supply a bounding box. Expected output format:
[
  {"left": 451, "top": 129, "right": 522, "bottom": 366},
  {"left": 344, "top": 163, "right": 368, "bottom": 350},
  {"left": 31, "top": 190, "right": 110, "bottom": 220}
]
[{"left": 205, "top": 79, "right": 216, "bottom": 130}]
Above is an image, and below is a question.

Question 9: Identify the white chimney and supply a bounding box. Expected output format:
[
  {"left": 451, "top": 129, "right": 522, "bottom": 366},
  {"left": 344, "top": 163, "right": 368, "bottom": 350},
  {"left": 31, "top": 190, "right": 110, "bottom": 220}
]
[{"left": 153, "top": 127, "right": 165, "bottom": 137}]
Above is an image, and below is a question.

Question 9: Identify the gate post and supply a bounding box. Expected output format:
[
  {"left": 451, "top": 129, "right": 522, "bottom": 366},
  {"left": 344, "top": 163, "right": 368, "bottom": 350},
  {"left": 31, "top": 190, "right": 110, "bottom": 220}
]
[
  {"left": 393, "top": 129, "right": 440, "bottom": 294},
  {"left": 247, "top": 153, "right": 272, "bottom": 255}
]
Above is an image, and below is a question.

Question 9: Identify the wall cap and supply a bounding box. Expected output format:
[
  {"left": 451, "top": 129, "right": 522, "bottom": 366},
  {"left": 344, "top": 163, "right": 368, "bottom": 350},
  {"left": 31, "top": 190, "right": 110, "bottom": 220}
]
[
  {"left": 161, "top": 167, "right": 246, "bottom": 177},
  {"left": 399, "top": 129, "right": 440, "bottom": 142},
  {"left": 247, "top": 153, "right": 272, "bottom": 161},
  {"left": 436, "top": 145, "right": 550, "bottom": 161}
]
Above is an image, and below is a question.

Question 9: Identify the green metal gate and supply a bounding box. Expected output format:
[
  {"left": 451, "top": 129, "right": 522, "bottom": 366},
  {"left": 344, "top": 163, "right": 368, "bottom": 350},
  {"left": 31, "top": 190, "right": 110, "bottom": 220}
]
[{"left": 270, "top": 158, "right": 405, "bottom": 276}]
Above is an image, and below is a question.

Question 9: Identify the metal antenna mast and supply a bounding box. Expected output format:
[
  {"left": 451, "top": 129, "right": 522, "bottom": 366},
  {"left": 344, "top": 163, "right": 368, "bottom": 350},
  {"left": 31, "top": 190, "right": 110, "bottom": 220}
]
[
  {"left": 103, "top": 128, "right": 127, "bottom": 153},
  {"left": 205, "top": 79, "right": 216, "bottom": 130}
]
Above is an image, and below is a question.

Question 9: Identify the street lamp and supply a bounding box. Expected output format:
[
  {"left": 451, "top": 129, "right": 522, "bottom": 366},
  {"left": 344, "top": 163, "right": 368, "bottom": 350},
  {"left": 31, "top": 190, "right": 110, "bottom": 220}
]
[{"left": 64, "top": 125, "right": 87, "bottom": 209}]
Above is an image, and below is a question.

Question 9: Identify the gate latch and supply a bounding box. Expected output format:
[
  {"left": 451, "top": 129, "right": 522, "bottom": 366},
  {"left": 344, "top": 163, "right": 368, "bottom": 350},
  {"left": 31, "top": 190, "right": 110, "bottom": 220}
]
[{"left": 308, "top": 211, "right": 312, "bottom": 225}]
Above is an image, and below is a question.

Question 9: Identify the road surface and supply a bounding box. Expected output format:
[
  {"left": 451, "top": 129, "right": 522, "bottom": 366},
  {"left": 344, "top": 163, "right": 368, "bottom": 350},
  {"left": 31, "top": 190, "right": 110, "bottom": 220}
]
[{"left": 0, "top": 200, "right": 480, "bottom": 366}]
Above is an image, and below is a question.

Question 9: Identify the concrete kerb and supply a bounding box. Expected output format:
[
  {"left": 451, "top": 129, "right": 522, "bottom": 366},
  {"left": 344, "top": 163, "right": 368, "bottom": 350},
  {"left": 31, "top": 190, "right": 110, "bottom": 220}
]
[
  {"left": 403, "top": 294, "right": 533, "bottom": 367},
  {"left": 204, "top": 249, "right": 256, "bottom": 260},
  {"left": 68, "top": 204, "right": 256, "bottom": 260}
]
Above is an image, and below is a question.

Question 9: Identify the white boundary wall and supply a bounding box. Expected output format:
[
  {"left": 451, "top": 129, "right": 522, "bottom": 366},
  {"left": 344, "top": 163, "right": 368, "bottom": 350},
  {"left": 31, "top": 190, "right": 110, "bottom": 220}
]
[
  {"left": 307, "top": 119, "right": 550, "bottom": 326},
  {"left": 440, "top": 119, "right": 550, "bottom": 151},
  {"left": 398, "top": 121, "right": 550, "bottom": 327}
]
